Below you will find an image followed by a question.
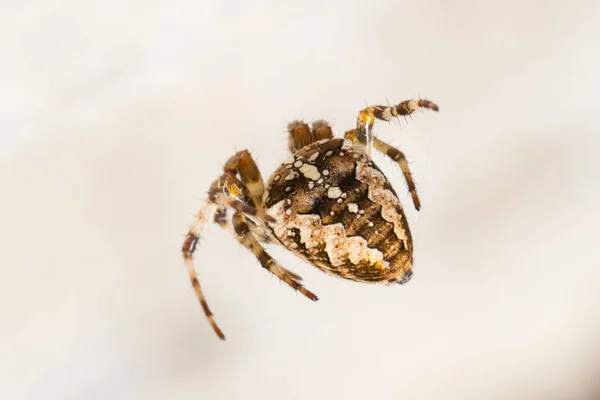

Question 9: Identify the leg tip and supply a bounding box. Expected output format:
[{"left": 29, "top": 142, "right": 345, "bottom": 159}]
[
  {"left": 417, "top": 99, "right": 439, "bottom": 112},
  {"left": 214, "top": 328, "right": 226, "bottom": 341},
  {"left": 210, "top": 321, "right": 226, "bottom": 340},
  {"left": 411, "top": 192, "right": 421, "bottom": 211},
  {"left": 299, "top": 287, "right": 319, "bottom": 301}
]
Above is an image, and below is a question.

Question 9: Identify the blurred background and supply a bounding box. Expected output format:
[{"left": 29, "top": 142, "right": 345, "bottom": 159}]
[{"left": 1, "top": 1, "right": 599, "bottom": 399}]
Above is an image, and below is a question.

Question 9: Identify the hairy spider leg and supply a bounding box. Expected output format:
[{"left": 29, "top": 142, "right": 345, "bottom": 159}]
[
  {"left": 182, "top": 170, "right": 271, "bottom": 340},
  {"left": 223, "top": 150, "right": 265, "bottom": 207},
  {"left": 214, "top": 207, "right": 303, "bottom": 281},
  {"left": 354, "top": 98, "right": 439, "bottom": 149},
  {"left": 345, "top": 98, "right": 439, "bottom": 210},
  {"left": 182, "top": 148, "right": 315, "bottom": 339},
  {"left": 344, "top": 131, "right": 422, "bottom": 211},
  {"left": 232, "top": 212, "right": 318, "bottom": 301},
  {"left": 287, "top": 120, "right": 334, "bottom": 153}
]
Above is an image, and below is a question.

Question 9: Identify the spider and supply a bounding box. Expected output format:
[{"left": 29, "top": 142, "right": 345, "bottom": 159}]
[{"left": 181, "top": 97, "right": 439, "bottom": 339}]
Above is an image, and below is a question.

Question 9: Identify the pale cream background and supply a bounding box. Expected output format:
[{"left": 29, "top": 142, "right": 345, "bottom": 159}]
[{"left": 1, "top": 1, "right": 599, "bottom": 399}]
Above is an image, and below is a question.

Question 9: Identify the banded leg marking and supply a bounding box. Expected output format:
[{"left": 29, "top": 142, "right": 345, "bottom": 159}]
[
  {"left": 372, "top": 137, "right": 421, "bottom": 211},
  {"left": 354, "top": 98, "right": 439, "bottom": 148},
  {"left": 181, "top": 203, "right": 225, "bottom": 339},
  {"left": 209, "top": 173, "right": 275, "bottom": 224},
  {"left": 232, "top": 212, "right": 318, "bottom": 301},
  {"left": 223, "top": 150, "right": 265, "bottom": 207}
]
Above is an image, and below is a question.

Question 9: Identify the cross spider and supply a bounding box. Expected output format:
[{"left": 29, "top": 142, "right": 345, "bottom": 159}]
[{"left": 181, "top": 97, "right": 439, "bottom": 339}]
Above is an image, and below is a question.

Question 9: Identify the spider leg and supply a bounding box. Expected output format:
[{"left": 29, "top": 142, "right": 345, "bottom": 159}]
[
  {"left": 214, "top": 213, "right": 304, "bottom": 281},
  {"left": 208, "top": 172, "right": 274, "bottom": 223},
  {"left": 232, "top": 212, "right": 318, "bottom": 301},
  {"left": 310, "top": 119, "right": 334, "bottom": 142},
  {"left": 353, "top": 98, "right": 439, "bottom": 149},
  {"left": 223, "top": 150, "right": 265, "bottom": 207},
  {"left": 372, "top": 137, "right": 421, "bottom": 211},
  {"left": 287, "top": 120, "right": 313, "bottom": 152},
  {"left": 343, "top": 130, "right": 421, "bottom": 211},
  {"left": 287, "top": 120, "right": 334, "bottom": 152},
  {"left": 181, "top": 202, "right": 225, "bottom": 339},
  {"left": 213, "top": 205, "right": 229, "bottom": 227},
  {"left": 221, "top": 149, "right": 275, "bottom": 244},
  {"left": 359, "top": 98, "right": 439, "bottom": 126},
  {"left": 215, "top": 204, "right": 273, "bottom": 244},
  {"left": 344, "top": 97, "right": 438, "bottom": 208},
  {"left": 278, "top": 266, "right": 304, "bottom": 282},
  {"left": 181, "top": 167, "right": 269, "bottom": 340}
]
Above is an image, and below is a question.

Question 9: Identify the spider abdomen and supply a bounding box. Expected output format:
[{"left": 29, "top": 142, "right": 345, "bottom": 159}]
[{"left": 264, "top": 138, "right": 414, "bottom": 284}]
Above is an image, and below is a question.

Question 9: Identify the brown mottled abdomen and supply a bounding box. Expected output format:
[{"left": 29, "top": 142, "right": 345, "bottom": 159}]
[{"left": 264, "top": 138, "right": 414, "bottom": 285}]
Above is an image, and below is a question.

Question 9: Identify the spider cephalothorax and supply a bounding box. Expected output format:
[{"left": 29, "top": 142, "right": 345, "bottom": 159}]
[{"left": 181, "top": 97, "right": 439, "bottom": 339}]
